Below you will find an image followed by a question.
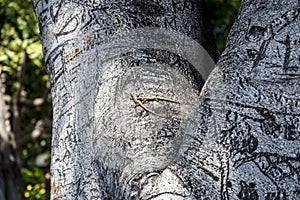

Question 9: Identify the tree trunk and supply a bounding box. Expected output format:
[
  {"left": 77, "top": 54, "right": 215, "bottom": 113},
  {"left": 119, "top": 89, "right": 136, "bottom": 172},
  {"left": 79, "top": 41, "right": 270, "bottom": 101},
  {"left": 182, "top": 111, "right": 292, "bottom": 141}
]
[
  {"left": 32, "top": 0, "right": 217, "bottom": 199},
  {"left": 0, "top": 66, "right": 23, "bottom": 200},
  {"left": 172, "top": 0, "right": 300, "bottom": 199},
  {"left": 33, "top": 0, "right": 300, "bottom": 199}
]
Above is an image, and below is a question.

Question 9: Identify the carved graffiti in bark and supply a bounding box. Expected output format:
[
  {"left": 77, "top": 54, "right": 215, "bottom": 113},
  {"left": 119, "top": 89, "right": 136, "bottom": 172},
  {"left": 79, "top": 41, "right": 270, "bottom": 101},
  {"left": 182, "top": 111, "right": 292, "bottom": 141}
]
[
  {"left": 175, "top": 1, "right": 300, "bottom": 199},
  {"left": 31, "top": 0, "right": 300, "bottom": 199}
]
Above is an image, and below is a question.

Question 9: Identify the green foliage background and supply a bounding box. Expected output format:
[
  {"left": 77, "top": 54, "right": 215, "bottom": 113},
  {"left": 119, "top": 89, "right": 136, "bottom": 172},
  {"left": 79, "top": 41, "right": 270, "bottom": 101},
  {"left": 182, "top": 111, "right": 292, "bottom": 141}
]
[
  {"left": 206, "top": 0, "right": 241, "bottom": 53},
  {"left": 0, "top": 0, "right": 240, "bottom": 199},
  {"left": 0, "top": 0, "right": 51, "bottom": 199}
]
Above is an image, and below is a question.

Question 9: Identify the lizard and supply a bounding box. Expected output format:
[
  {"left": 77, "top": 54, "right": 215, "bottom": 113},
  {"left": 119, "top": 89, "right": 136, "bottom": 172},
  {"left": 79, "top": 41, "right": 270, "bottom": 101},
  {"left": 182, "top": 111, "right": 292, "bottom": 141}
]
[
  {"left": 131, "top": 93, "right": 159, "bottom": 116},
  {"left": 130, "top": 93, "right": 180, "bottom": 116},
  {"left": 137, "top": 95, "right": 180, "bottom": 104}
]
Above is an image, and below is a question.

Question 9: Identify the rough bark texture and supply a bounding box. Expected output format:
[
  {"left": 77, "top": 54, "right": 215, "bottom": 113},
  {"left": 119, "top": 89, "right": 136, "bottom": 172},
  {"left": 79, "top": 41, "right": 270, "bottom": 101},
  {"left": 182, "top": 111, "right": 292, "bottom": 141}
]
[
  {"left": 172, "top": 0, "right": 300, "bottom": 199},
  {"left": 32, "top": 0, "right": 217, "bottom": 199},
  {"left": 33, "top": 0, "right": 300, "bottom": 199}
]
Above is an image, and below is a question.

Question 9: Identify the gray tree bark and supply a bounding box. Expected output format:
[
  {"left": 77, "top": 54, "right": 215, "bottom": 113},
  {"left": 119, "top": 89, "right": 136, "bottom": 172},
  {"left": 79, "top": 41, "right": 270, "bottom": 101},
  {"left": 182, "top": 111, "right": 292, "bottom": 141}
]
[
  {"left": 32, "top": 0, "right": 217, "bottom": 199},
  {"left": 171, "top": 0, "right": 300, "bottom": 199},
  {"left": 32, "top": 0, "right": 300, "bottom": 199}
]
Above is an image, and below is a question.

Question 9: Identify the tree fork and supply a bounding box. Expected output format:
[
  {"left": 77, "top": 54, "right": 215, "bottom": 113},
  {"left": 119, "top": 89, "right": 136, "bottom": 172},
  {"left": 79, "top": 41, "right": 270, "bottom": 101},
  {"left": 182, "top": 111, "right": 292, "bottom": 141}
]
[{"left": 32, "top": 0, "right": 217, "bottom": 199}]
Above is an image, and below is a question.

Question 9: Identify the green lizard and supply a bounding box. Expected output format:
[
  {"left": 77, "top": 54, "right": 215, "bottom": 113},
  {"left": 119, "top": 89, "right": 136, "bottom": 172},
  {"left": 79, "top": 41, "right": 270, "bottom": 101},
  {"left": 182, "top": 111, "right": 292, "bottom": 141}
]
[{"left": 130, "top": 93, "right": 179, "bottom": 116}]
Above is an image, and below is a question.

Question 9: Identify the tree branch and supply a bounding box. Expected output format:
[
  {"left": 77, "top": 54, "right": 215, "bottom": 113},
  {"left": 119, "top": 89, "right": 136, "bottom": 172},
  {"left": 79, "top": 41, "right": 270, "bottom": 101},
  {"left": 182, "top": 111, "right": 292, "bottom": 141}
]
[
  {"left": 16, "top": 51, "right": 27, "bottom": 101},
  {"left": 19, "top": 119, "right": 44, "bottom": 146},
  {"left": 20, "top": 80, "right": 50, "bottom": 106},
  {"left": 12, "top": 51, "right": 26, "bottom": 136},
  {"left": 0, "top": 64, "right": 9, "bottom": 142}
]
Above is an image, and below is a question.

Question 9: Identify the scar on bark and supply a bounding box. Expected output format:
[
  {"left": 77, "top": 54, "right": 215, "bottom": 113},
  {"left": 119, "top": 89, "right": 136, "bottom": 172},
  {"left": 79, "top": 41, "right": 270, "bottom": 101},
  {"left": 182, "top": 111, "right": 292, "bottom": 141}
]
[
  {"left": 52, "top": 179, "right": 62, "bottom": 196},
  {"left": 65, "top": 48, "right": 80, "bottom": 63},
  {"left": 83, "top": 35, "right": 93, "bottom": 46}
]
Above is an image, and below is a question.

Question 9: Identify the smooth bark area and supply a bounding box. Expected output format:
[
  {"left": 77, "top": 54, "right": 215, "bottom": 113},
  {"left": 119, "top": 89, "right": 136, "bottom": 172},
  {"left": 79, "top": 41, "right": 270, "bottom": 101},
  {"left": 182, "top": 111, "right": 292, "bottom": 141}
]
[{"left": 32, "top": 0, "right": 217, "bottom": 199}]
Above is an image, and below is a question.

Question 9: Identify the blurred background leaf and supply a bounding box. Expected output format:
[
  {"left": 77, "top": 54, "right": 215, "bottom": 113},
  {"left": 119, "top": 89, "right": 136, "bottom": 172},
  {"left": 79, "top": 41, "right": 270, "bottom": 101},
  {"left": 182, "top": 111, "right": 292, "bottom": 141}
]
[
  {"left": 206, "top": 0, "right": 241, "bottom": 53},
  {"left": 1, "top": 0, "right": 51, "bottom": 199}
]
